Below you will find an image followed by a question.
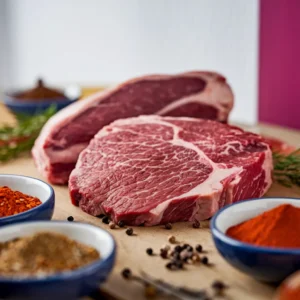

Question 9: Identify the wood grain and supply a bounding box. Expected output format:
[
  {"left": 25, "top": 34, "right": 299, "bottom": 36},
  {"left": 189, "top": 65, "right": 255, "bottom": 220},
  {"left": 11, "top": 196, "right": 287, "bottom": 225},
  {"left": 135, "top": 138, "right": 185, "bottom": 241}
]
[{"left": 0, "top": 105, "right": 299, "bottom": 300}]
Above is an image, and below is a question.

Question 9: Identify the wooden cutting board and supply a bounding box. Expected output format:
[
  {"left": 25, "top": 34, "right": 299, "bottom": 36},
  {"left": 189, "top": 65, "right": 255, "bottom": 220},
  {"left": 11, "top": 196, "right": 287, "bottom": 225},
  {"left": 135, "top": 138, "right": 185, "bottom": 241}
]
[{"left": 0, "top": 104, "right": 300, "bottom": 300}]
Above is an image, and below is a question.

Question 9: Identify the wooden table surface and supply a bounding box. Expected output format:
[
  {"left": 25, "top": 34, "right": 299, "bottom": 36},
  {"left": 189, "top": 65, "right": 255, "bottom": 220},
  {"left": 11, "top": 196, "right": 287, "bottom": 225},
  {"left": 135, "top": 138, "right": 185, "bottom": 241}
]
[{"left": 0, "top": 103, "right": 300, "bottom": 300}]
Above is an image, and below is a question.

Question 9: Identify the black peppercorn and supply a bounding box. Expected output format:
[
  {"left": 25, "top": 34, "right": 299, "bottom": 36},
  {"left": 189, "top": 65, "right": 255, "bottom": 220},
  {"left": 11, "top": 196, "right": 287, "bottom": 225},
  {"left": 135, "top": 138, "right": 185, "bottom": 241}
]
[
  {"left": 195, "top": 244, "right": 203, "bottom": 253},
  {"left": 201, "top": 256, "right": 209, "bottom": 265},
  {"left": 160, "top": 249, "right": 168, "bottom": 259},
  {"left": 174, "top": 245, "right": 182, "bottom": 252},
  {"left": 174, "top": 260, "right": 183, "bottom": 269},
  {"left": 173, "top": 252, "right": 181, "bottom": 260},
  {"left": 146, "top": 248, "right": 153, "bottom": 256},
  {"left": 166, "top": 262, "right": 177, "bottom": 270},
  {"left": 97, "top": 214, "right": 105, "bottom": 219},
  {"left": 165, "top": 223, "right": 172, "bottom": 230},
  {"left": 193, "top": 220, "right": 200, "bottom": 228},
  {"left": 126, "top": 228, "right": 133, "bottom": 236},
  {"left": 212, "top": 280, "right": 227, "bottom": 295},
  {"left": 186, "top": 245, "right": 193, "bottom": 252},
  {"left": 102, "top": 216, "right": 110, "bottom": 224},
  {"left": 67, "top": 216, "right": 74, "bottom": 222},
  {"left": 121, "top": 268, "right": 132, "bottom": 279},
  {"left": 182, "top": 243, "right": 189, "bottom": 249},
  {"left": 118, "top": 220, "right": 125, "bottom": 228}
]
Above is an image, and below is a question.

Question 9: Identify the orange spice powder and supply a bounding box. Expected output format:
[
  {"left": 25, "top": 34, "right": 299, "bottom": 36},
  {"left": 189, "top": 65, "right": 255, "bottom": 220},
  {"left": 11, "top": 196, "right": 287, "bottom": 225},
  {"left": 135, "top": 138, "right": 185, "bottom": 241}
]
[
  {"left": 226, "top": 204, "right": 300, "bottom": 248},
  {"left": 0, "top": 186, "right": 42, "bottom": 217}
]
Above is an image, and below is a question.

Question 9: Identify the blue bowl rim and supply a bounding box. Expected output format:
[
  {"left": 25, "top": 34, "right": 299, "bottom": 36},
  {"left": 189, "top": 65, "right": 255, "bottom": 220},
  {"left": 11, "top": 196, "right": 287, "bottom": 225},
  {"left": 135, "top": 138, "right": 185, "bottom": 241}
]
[
  {"left": 0, "top": 221, "right": 116, "bottom": 283},
  {"left": 211, "top": 197, "right": 300, "bottom": 254},
  {"left": 0, "top": 174, "right": 55, "bottom": 222},
  {"left": 3, "top": 93, "right": 78, "bottom": 107}
]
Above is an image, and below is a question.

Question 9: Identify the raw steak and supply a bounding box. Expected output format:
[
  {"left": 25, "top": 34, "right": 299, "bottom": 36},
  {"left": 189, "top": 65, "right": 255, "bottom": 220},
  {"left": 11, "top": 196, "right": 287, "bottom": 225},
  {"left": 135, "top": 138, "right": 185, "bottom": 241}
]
[
  {"left": 32, "top": 71, "right": 233, "bottom": 184},
  {"left": 69, "top": 116, "right": 273, "bottom": 226}
]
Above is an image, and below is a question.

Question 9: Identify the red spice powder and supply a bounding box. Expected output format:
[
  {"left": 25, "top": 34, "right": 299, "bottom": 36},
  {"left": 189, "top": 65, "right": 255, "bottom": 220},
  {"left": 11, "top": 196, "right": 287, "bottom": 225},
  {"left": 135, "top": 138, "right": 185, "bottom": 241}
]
[
  {"left": 226, "top": 204, "right": 300, "bottom": 248},
  {"left": 0, "top": 186, "right": 42, "bottom": 217}
]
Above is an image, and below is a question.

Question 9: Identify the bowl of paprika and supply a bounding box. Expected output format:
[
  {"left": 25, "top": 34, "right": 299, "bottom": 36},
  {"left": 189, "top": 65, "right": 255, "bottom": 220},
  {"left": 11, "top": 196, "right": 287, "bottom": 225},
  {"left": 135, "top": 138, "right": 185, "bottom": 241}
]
[
  {"left": 0, "top": 174, "right": 55, "bottom": 226},
  {"left": 211, "top": 197, "right": 300, "bottom": 283}
]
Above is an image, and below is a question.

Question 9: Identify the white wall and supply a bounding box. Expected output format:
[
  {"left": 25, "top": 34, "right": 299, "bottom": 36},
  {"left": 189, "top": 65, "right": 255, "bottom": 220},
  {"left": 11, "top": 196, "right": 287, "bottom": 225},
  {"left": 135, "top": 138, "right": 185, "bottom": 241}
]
[
  {"left": 0, "top": 0, "right": 12, "bottom": 91},
  {"left": 4, "top": 0, "right": 259, "bottom": 124}
]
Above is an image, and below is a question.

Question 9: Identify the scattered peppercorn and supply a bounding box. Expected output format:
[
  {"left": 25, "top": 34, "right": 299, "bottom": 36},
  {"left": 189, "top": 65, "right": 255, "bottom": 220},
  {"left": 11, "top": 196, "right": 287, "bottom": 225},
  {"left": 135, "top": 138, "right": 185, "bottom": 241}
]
[
  {"left": 165, "top": 223, "right": 172, "bottom": 230},
  {"left": 97, "top": 214, "right": 105, "bottom": 219},
  {"left": 192, "top": 220, "right": 201, "bottom": 228},
  {"left": 146, "top": 248, "right": 153, "bottom": 256},
  {"left": 118, "top": 220, "right": 125, "bottom": 228},
  {"left": 172, "top": 251, "right": 181, "bottom": 260},
  {"left": 201, "top": 256, "right": 209, "bottom": 265},
  {"left": 186, "top": 245, "right": 193, "bottom": 252},
  {"left": 195, "top": 244, "right": 203, "bottom": 253},
  {"left": 168, "top": 235, "right": 176, "bottom": 244},
  {"left": 211, "top": 280, "right": 227, "bottom": 296},
  {"left": 160, "top": 249, "right": 168, "bottom": 259},
  {"left": 102, "top": 216, "right": 110, "bottom": 224},
  {"left": 166, "top": 262, "right": 177, "bottom": 270},
  {"left": 67, "top": 216, "right": 74, "bottom": 222},
  {"left": 161, "top": 244, "right": 170, "bottom": 251},
  {"left": 126, "top": 228, "right": 133, "bottom": 236},
  {"left": 121, "top": 268, "right": 132, "bottom": 279},
  {"left": 182, "top": 243, "right": 189, "bottom": 249},
  {"left": 109, "top": 222, "right": 116, "bottom": 229},
  {"left": 192, "top": 253, "right": 201, "bottom": 262},
  {"left": 174, "top": 245, "right": 182, "bottom": 252},
  {"left": 174, "top": 260, "right": 184, "bottom": 269},
  {"left": 180, "top": 250, "right": 189, "bottom": 261}
]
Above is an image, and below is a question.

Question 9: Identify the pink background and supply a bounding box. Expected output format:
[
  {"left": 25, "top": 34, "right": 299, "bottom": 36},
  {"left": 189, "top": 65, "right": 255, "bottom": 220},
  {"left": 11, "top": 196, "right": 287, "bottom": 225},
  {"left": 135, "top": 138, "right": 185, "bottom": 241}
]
[{"left": 259, "top": 0, "right": 300, "bottom": 129}]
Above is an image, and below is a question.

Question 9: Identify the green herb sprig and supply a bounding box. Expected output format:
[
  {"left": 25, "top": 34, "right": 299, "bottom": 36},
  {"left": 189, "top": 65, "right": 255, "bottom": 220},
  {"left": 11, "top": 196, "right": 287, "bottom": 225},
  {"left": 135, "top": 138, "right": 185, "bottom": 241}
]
[
  {"left": 273, "top": 149, "right": 300, "bottom": 187},
  {"left": 0, "top": 106, "right": 57, "bottom": 162}
]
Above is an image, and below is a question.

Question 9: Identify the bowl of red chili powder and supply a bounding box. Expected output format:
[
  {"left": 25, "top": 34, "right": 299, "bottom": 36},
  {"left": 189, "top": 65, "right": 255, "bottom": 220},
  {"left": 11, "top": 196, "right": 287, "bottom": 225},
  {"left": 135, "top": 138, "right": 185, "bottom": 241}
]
[
  {"left": 211, "top": 198, "right": 300, "bottom": 283},
  {"left": 0, "top": 174, "right": 55, "bottom": 226}
]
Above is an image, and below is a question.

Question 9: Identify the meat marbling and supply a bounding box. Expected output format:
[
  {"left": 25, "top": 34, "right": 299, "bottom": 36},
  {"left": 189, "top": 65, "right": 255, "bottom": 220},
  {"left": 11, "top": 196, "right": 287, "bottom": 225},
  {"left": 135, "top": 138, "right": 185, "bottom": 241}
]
[
  {"left": 69, "top": 115, "right": 273, "bottom": 226},
  {"left": 32, "top": 71, "right": 233, "bottom": 184}
]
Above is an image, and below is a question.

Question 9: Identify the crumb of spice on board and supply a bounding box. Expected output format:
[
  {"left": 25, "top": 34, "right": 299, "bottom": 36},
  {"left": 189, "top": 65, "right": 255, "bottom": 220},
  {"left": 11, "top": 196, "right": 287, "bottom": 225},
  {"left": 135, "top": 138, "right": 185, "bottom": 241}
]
[
  {"left": 226, "top": 204, "right": 300, "bottom": 248},
  {"left": 0, "top": 232, "right": 100, "bottom": 278},
  {"left": 0, "top": 186, "right": 42, "bottom": 217}
]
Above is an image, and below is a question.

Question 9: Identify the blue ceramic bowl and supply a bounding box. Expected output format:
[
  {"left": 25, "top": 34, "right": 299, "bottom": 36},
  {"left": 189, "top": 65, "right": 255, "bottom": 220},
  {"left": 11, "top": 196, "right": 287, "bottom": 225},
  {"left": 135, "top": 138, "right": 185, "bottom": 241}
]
[
  {"left": 0, "top": 174, "right": 54, "bottom": 226},
  {"left": 3, "top": 92, "right": 77, "bottom": 115},
  {"left": 211, "top": 197, "right": 300, "bottom": 283},
  {"left": 0, "top": 221, "right": 116, "bottom": 300}
]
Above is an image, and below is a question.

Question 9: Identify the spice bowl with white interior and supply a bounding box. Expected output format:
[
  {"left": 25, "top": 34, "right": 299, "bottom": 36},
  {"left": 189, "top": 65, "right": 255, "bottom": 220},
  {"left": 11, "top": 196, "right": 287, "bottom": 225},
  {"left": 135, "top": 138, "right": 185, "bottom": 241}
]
[
  {"left": 0, "top": 174, "right": 54, "bottom": 226},
  {"left": 0, "top": 221, "right": 116, "bottom": 300},
  {"left": 211, "top": 197, "right": 300, "bottom": 283}
]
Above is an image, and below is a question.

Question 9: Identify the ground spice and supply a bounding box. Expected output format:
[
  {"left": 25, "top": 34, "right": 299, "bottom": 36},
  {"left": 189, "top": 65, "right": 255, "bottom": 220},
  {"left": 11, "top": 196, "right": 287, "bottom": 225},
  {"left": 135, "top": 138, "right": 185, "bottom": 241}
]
[
  {"left": 0, "top": 186, "right": 42, "bottom": 217},
  {"left": 226, "top": 204, "right": 300, "bottom": 248},
  {"left": 0, "top": 232, "right": 100, "bottom": 277},
  {"left": 14, "top": 78, "right": 65, "bottom": 102},
  {"left": 278, "top": 271, "right": 300, "bottom": 300}
]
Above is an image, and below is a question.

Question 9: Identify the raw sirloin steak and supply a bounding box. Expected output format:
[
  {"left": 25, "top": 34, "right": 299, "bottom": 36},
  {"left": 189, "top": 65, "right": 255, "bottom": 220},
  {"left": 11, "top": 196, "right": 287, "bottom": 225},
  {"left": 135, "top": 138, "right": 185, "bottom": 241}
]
[
  {"left": 69, "top": 116, "right": 273, "bottom": 226},
  {"left": 32, "top": 71, "right": 233, "bottom": 184}
]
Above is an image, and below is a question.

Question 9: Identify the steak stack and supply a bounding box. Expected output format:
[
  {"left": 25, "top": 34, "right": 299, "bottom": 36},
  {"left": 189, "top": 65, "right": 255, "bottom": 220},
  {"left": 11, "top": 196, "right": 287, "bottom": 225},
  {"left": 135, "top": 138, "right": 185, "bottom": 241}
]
[
  {"left": 32, "top": 71, "right": 233, "bottom": 184},
  {"left": 69, "top": 116, "right": 273, "bottom": 226}
]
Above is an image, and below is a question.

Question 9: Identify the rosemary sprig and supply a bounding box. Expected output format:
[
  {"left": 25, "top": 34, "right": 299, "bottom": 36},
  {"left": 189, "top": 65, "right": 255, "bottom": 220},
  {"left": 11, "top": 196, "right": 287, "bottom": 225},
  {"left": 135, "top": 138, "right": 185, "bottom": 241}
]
[
  {"left": 273, "top": 149, "right": 300, "bottom": 187},
  {"left": 0, "top": 106, "right": 57, "bottom": 162}
]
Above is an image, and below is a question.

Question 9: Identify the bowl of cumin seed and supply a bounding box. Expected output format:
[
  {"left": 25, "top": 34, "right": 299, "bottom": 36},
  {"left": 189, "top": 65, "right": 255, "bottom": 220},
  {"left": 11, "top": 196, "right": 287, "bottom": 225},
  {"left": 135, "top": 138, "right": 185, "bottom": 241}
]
[{"left": 0, "top": 221, "right": 116, "bottom": 300}]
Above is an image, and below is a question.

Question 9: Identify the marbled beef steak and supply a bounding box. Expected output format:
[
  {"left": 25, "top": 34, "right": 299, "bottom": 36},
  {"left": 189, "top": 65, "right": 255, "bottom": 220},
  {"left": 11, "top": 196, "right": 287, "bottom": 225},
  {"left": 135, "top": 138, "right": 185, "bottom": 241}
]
[
  {"left": 32, "top": 71, "right": 233, "bottom": 184},
  {"left": 69, "top": 116, "right": 273, "bottom": 226}
]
